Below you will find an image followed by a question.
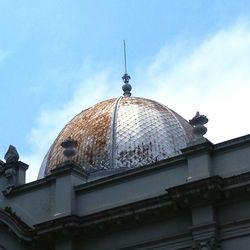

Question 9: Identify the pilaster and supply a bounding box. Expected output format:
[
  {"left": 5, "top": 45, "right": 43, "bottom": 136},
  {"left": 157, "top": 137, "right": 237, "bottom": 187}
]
[
  {"left": 182, "top": 141, "right": 213, "bottom": 182},
  {"left": 51, "top": 162, "right": 87, "bottom": 218}
]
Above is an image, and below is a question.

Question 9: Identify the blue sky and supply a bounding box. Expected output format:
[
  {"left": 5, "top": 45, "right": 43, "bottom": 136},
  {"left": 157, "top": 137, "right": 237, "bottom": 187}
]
[{"left": 1, "top": 1, "right": 250, "bottom": 181}]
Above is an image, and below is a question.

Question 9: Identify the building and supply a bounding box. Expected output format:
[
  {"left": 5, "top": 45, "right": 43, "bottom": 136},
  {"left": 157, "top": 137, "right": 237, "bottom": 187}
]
[{"left": 1, "top": 74, "right": 250, "bottom": 250}]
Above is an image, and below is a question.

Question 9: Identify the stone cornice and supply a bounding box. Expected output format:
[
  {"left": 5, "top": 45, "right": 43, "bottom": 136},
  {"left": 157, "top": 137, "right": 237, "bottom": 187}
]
[
  {"left": 49, "top": 161, "right": 88, "bottom": 178},
  {"left": 34, "top": 194, "right": 174, "bottom": 237},
  {"left": 213, "top": 134, "right": 250, "bottom": 152},
  {"left": 34, "top": 172, "right": 250, "bottom": 239},
  {"left": 220, "top": 218, "right": 250, "bottom": 240},
  {"left": 75, "top": 155, "right": 186, "bottom": 193},
  {"left": 3, "top": 163, "right": 87, "bottom": 197},
  {"left": 181, "top": 140, "right": 214, "bottom": 156},
  {"left": 2, "top": 171, "right": 250, "bottom": 243},
  {"left": 0, "top": 209, "right": 33, "bottom": 242},
  {"left": 167, "top": 176, "right": 223, "bottom": 208}
]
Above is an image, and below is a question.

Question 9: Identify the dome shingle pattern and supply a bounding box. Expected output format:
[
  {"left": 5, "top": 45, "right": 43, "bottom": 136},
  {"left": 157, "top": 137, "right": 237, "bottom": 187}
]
[{"left": 39, "top": 97, "right": 196, "bottom": 179}]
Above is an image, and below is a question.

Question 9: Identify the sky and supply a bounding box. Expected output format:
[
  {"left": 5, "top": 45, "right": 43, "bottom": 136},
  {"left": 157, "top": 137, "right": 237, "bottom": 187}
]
[{"left": 1, "top": 0, "right": 250, "bottom": 182}]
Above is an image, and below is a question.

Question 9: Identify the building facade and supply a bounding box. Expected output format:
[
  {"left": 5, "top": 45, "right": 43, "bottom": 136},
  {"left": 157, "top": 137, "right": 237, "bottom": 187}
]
[{"left": 1, "top": 79, "right": 250, "bottom": 250}]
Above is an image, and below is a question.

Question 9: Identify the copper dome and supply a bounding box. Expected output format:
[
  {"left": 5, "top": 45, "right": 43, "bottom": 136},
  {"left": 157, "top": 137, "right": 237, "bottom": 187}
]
[{"left": 38, "top": 96, "right": 196, "bottom": 179}]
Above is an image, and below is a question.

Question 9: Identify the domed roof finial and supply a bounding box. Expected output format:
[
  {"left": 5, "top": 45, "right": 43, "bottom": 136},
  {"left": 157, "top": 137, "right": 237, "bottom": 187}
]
[
  {"left": 189, "top": 112, "right": 208, "bottom": 138},
  {"left": 122, "top": 40, "right": 132, "bottom": 97},
  {"left": 4, "top": 145, "right": 19, "bottom": 163},
  {"left": 61, "top": 137, "right": 78, "bottom": 160}
]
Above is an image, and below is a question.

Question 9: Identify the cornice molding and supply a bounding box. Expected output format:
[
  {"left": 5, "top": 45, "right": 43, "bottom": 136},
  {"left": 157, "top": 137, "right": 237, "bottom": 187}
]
[
  {"left": 34, "top": 172, "right": 250, "bottom": 239},
  {"left": 2, "top": 171, "right": 250, "bottom": 243},
  {"left": 0, "top": 209, "right": 33, "bottom": 242}
]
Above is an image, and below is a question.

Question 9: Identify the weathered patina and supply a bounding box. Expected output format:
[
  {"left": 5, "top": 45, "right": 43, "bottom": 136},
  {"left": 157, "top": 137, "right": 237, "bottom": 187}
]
[{"left": 39, "top": 97, "right": 196, "bottom": 178}]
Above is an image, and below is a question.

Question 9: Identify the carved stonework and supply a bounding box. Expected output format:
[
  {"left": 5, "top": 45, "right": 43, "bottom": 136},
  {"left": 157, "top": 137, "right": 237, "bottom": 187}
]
[
  {"left": 192, "top": 238, "right": 219, "bottom": 250},
  {"left": 189, "top": 112, "right": 208, "bottom": 139},
  {"left": 0, "top": 160, "right": 5, "bottom": 175},
  {"left": 4, "top": 168, "right": 16, "bottom": 187},
  {"left": 167, "top": 176, "right": 223, "bottom": 208},
  {"left": 1, "top": 145, "right": 28, "bottom": 194},
  {"left": 4, "top": 145, "right": 19, "bottom": 163},
  {"left": 61, "top": 137, "right": 78, "bottom": 160}
]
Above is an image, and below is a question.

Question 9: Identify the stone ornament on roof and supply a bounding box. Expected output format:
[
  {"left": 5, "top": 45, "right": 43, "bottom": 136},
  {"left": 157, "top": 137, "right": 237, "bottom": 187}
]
[
  {"left": 61, "top": 137, "right": 78, "bottom": 160},
  {"left": 4, "top": 145, "right": 19, "bottom": 164},
  {"left": 122, "top": 73, "right": 132, "bottom": 97},
  {"left": 0, "top": 145, "right": 28, "bottom": 195},
  {"left": 189, "top": 111, "right": 208, "bottom": 138}
]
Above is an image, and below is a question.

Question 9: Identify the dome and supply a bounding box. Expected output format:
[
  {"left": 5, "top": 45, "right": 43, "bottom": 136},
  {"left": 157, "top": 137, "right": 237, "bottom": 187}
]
[{"left": 38, "top": 96, "right": 196, "bottom": 179}]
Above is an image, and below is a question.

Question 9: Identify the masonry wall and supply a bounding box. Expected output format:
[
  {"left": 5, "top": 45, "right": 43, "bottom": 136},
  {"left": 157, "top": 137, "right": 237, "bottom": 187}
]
[
  {"left": 0, "top": 228, "right": 29, "bottom": 250},
  {"left": 0, "top": 136, "right": 250, "bottom": 249}
]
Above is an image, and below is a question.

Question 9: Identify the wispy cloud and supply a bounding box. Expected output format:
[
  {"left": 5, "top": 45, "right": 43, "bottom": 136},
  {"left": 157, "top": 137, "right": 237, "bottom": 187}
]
[
  {"left": 23, "top": 69, "right": 119, "bottom": 182},
  {"left": 141, "top": 20, "right": 250, "bottom": 142},
  {"left": 24, "top": 20, "right": 250, "bottom": 182}
]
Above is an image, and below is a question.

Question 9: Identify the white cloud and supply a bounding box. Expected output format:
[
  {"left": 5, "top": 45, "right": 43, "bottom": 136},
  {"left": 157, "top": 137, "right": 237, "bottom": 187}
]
[
  {"left": 24, "top": 69, "right": 120, "bottom": 182},
  {"left": 141, "top": 20, "right": 250, "bottom": 143},
  {"left": 24, "top": 20, "right": 250, "bottom": 182}
]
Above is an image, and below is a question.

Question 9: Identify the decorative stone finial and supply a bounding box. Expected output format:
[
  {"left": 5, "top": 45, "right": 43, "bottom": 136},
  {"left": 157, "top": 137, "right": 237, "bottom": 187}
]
[
  {"left": 1, "top": 145, "right": 28, "bottom": 194},
  {"left": 61, "top": 137, "right": 78, "bottom": 159},
  {"left": 189, "top": 112, "right": 208, "bottom": 138},
  {"left": 4, "top": 145, "right": 19, "bottom": 164},
  {"left": 122, "top": 73, "right": 132, "bottom": 97}
]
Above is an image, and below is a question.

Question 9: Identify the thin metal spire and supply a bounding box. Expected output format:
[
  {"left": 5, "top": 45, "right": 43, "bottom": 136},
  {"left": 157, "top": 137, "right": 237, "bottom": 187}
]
[
  {"left": 122, "top": 40, "right": 132, "bottom": 96},
  {"left": 124, "top": 40, "right": 127, "bottom": 74}
]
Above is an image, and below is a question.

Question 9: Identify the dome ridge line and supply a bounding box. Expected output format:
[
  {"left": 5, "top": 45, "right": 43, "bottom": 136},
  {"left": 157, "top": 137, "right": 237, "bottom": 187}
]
[
  {"left": 39, "top": 97, "right": 197, "bottom": 179},
  {"left": 110, "top": 96, "right": 122, "bottom": 169}
]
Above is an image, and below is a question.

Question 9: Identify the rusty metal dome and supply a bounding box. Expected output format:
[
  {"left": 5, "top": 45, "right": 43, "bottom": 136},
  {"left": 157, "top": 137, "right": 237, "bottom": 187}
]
[{"left": 38, "top": 96, "right": 196, "bottom": 179}]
